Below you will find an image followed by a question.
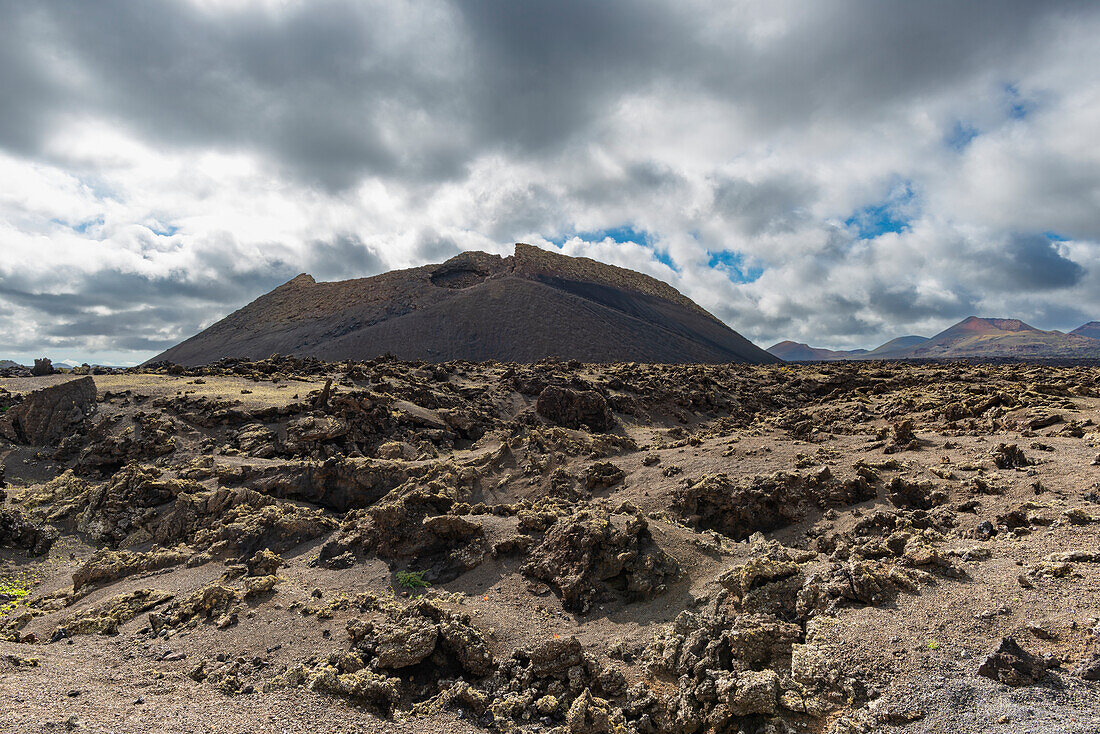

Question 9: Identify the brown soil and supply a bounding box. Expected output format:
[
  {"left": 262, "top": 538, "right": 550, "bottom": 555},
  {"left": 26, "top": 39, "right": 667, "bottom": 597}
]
[{"left": 2, "top": 358, "right": 1100, "bottom": 733}]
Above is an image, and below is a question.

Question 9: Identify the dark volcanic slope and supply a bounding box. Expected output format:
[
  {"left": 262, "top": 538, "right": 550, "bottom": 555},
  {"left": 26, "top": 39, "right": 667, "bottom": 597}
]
[
  {"left": 766, "top": 340, "right": 868, "bottom": 361},
  {"left": 766, "top": 335, "right": 928, "bottom": 362},
  {"left": 865, "top": 334, "right": 928, "bottom": 357},
  {"left": 1071, "top": 321, "right": 1100, "bottom": 341},
  {"left": 152, "top": 243, "right": 777, "bottom": 366}
]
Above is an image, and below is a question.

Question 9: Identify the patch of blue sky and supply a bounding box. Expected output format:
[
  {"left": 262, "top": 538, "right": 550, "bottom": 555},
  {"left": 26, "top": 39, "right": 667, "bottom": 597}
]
[
  {"left": 1043, "top": 231, "right": 1069, "bottom": 242},
  {"left": 945, "top": 120, "right": 980, "bottom": 151},
  {"left": 844, "top": 181, "right": 916, "bottom": 240},
  {"left": 149, "top": 223, "right": 179, "bottom": 236},
  {"left": 549, "top": 225, "right": 679, "bottom": 272},
  {"left": 549, "top": 225, "right": 650, "bottom": 248},
  {"left": 707, "top": 250, "right": 763, "bottom": 283},
  {"left": 1004, "top": 83, "right": 1036, "bottom": 120},
  {"left": 51, "top": 216, "right": 104, "bottom": 234}
]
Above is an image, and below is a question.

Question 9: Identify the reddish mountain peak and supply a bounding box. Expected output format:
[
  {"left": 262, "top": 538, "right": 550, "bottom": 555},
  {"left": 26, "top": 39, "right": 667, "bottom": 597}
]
[{"left": 953, "top": 316, "right": 1036, "bottom": 334}]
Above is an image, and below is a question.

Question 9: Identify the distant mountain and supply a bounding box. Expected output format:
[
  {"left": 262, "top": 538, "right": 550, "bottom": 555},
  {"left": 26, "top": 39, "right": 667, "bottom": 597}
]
[
  {"left": 1071, "top": 321, "right": 1100, "bottom": 341},
  {"left": 767, "top": 335, "right": 928, "bottom": 362},
  {"left": 766, "top": 341, "right": 868, "bottom": 361},
  {"left": 0, "top": 360, "right": 23, "bottom": 369},
  {"left": 901, "top": 316, "right": 1100, "bottom": 359},
  {"left": 865, "top": 335, "right": 929, "bottom": 357},
  {"left": 769, "top": 316, "right": 1100, "bottom": 362},
  {"left": 151, "top": 243, "right": 778, "bottom": 366}
]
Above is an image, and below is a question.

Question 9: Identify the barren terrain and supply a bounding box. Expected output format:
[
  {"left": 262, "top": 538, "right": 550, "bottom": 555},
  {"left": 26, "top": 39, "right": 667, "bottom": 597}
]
[{"left": 2, "top": 358, "right": 1100, "bottom": 733}]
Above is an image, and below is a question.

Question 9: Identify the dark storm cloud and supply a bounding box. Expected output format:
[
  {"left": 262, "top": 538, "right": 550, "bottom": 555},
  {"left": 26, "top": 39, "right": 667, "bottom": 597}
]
[
  {"left": 0, "top": 258, "right": 297, "bottom": 353},
  {"left": 993, "top": 234, "right": 1085, "bottom": 290},
  {"left": 865, "top": 284, "right": 975, "bottom": 323},
  {"left": 714, "top": 290, "right": 873, "bottom": 341},
  {"left": 411, "top": 231, "right": 464, "bottom": 264},
  {"left": 453, "top": 0, "right": 692, "bottom": 152},
  {"left": 0, "top": 0, "right": 1076, "bottom": 188},
  {"left": 0, "top": 0, "right": 456, "bottom": 188},
  {"left": 712, "top": 176, "right": 818, "bottom": 236},
  {"left": 306, "top": 234, "right": 385, "bottom": 282},
  {"left": 0, "top": 231, "right": 385, "bottom": 355},
  {"left": 0, "top": 263, "right": 289, "bottom": 315}
]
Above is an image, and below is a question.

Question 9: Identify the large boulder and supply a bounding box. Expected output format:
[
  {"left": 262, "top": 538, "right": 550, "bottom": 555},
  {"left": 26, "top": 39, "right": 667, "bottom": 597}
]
[
  {"left": 347, "top": 599, "right": 495, "bottom": 678},
  {"left": 1074, "top": 625, "right": 1100, "bottom": 681},
  {"left": 674, "top": 470, "right": 873, "bottom": 541},
  {"left": 522, "top": 508, "right": 678, "bottom": 613},
  {"left": 536, "top": 386, "right": 614, "bottom": 432},
  {"left": 567, "top": 689, "right": 625, "bottom": 734},
  {"left": 0, "top": 508, "right": 58, "bottom": 556},
  {"left": 0, "top": 377, "right": 96, "bottom": 445},
  {"left": 977, "top": 636, "right": 1048, "bottom": 686},
  {"left": 31, "top": 358, "right": 54, "bottom": 377}
]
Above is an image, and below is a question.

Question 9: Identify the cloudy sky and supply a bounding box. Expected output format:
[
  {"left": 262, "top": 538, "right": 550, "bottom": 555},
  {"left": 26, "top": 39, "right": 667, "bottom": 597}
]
[{"left": 2, "top": 0, "right": 1099, "bottom": 365}]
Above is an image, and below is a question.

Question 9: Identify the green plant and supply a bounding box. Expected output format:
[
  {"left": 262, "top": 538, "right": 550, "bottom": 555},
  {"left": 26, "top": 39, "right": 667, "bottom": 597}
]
[
  {"left": 395, "top": 570, "right": 431, "bottom": 589},
  {"left": 0, "top": 575, "right": 32, "bottom": 616},
  {"left": 926, "top": 640, "right": 940, "bottom": 650}
]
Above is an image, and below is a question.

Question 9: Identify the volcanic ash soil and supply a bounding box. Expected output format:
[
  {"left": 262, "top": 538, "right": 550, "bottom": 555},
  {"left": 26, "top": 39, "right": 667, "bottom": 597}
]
[{"left": 2, "top": 357, "right": 1100, "bottom": 733}]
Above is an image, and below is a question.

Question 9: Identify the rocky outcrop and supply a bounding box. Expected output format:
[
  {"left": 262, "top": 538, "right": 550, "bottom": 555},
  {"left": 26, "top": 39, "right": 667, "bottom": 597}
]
[
  {"left": 59, "top": 588, "right": 174, "bottom": 636},
  {"left": 72, "top": 411, "right": 178, "bottom": 476},
  {"left": 1075, "top": 625, "right": 1100, "bottom": 681},
  {"left": 318, "top": 490, "right": 488, "bottom": 582},
  {"left": 223, "top": 457, "right": 414, "bottom": 512},
  {"left": 72, "top": 547, "right": 191, "bottom": 591},
  {"left": 0, "top": 377, "right": 96, "bottom": 445},
  {"left": 536, "top": 386, "right": 615, "bottom": 432},
  {"left": 674, "top": 469, "right": 874, "bottom": 540},
  {"left": 977, "top": 636, "right": 1049, "bottom": 686},
  {"left": 719, "top": 535, "right": 816, "bottom": 619},
  {"left": 991, "top": 442, "right": 1034, "bottom": 469},
  {"left": 0, "top": 508, "right": 58, "bottom": 556},
  {"left": 633, "top": 609, "right": 809, "bottom": 732},
  {"left": 522, "top": 508, "right": 678, "bottom": 613},
  {"left": 149, "top": 584, "right": 240, "bottom": 632},
  {"left": 154, "top": 486, "right": 336, "bottom": 559},
  {"left": 31, "top": 358, "right": 54, "bottom": 377},
  {"left": 348, "top": 599, "right": 494, "bottom": 677},
  {"left": 77, "top": 464, "right": 200, "bottom": 546}
]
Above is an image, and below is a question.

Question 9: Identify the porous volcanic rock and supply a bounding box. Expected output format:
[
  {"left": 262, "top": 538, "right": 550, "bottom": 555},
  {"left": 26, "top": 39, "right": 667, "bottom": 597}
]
[
  {"left": 522, "top": 508, "right": 678, "bottom": 613},
  {"left": 31, "top": 358, "right": 54, "bottom": 376},
  {"left": 977, "top": 636, "right": 1049, "bottom": 686},
  {"left": 0, "top": 376, "right": 96, "bottom": 445},
  {"left": 536, "top": 386, "right": 615, "bottom": 432},
  {"left": 0, "top": 508, "right": 58, "bottom": 556}
]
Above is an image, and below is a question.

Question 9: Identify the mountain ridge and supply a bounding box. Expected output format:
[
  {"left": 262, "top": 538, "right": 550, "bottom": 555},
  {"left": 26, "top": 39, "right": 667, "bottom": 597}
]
[
  {"left": 1071, "top": 321, "right": 1100, "bottom": 340},
  {"left": 769, "top": 317, "right": 1100, "bottom": 361},
  {"left": 766, "top": 341, "right": 869, "bottom": 362},
  {"left": 151, "top": 244, "right": 777, "bottom": 366}
]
